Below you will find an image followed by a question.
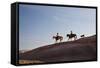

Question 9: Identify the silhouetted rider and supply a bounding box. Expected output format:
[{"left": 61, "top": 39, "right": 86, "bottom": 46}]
[
  {"left": 56, "top": 33, "right": 59, "bottom": 40},
  {"left": 70, "top": 31, "right": 73, "bottom": 35}
]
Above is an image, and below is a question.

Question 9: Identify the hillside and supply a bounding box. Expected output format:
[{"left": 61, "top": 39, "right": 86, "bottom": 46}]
[{"left": 19, "top": 35, "right": 97, "bottom": 64}]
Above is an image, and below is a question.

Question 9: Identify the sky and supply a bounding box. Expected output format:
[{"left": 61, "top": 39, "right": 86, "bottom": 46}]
[{"left": 19, "top": 4, "right": 96, "bottom": 50}]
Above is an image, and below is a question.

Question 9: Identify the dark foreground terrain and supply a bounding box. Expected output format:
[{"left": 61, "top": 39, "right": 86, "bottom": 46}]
[{"left": 19, "top": 35, "right": 97, "bottom": 64}]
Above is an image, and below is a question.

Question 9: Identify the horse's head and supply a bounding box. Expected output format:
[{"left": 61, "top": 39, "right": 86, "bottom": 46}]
[
  {"left": 67, "top": 34, "right": 69, "bottom": 37},
  {"left": 53, "top": 36, "right": 55, "bottom": 39}
]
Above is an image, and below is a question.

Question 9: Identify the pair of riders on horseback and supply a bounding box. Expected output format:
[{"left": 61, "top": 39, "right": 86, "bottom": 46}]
[{"left": 53, "top": 31, "right": 77, "bottom": 43}]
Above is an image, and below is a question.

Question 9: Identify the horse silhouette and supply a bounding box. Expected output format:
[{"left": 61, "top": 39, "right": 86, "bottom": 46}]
[
  {"left": 80, "top": 34, "right": 85, "bottom": 38},
  {"left": 66, "top": 31, "right": 77, "bottom": 41},
  {"left": 53, "top": 33, "right": 63, "bottom": 43}
]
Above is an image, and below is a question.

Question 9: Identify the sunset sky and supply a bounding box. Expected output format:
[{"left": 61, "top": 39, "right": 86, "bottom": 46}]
[{"left": 19, "top": 4, "right": 96, "bottom": 50}]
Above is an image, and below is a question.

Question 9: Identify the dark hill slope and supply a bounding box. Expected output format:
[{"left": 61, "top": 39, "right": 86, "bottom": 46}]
[{"left": 19, "top": 35, "right": 97, "bottom": 63}]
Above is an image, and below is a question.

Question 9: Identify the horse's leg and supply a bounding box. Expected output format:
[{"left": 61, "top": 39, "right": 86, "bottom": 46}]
[
  {"left": 68, "top": 38, "right": 70, "bottom": 41},
  {"left": 71, "top": 38, "right": 73, "bottom": 41},
  {"left": 59, "top": 39, "right": 61, "bottom": 42},
  {"left": 74, "top": 36, "right": 77, "bottom": 40},
  {"left": 75, "top": 37, "right": 76, "bottom": 40},
  {"left": 55, "top": 40, "right": 57, "bottom": 43},
  {"left": 69, "top": 38, "right": 72, "bottom": 41},
  {"left": 75, "top": 36, "right": 77, "bottom": 40},
  {"left": 74, "top": 37, "right": 75, "bottom": 40},
  {"left": 60, "top": 39, "right": 62, "bottom": 42}
]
